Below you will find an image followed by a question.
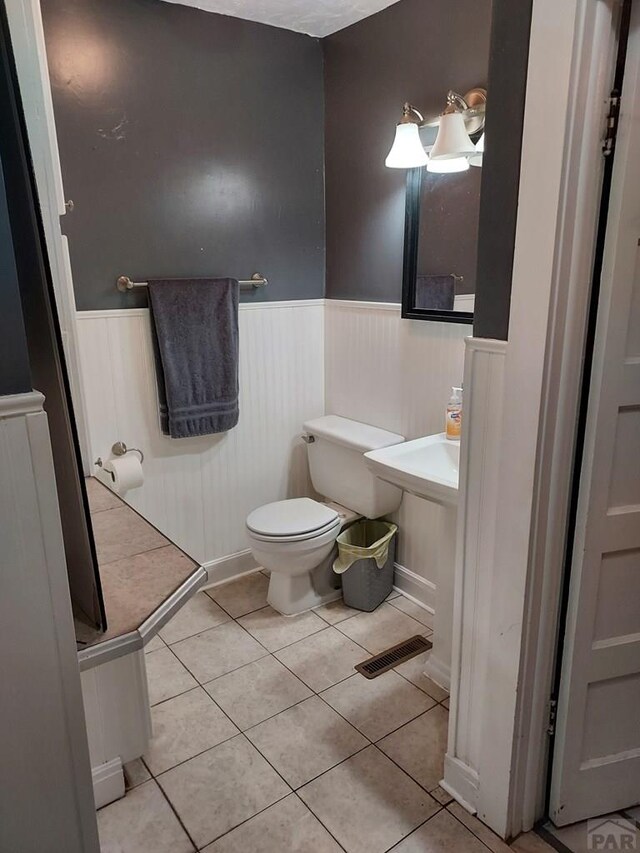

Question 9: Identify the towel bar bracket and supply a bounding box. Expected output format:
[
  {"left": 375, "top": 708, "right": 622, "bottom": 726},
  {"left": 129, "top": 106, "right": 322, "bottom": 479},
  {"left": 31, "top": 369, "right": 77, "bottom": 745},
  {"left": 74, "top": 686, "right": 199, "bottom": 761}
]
[{"left": 116, "top": 273, "right": 268, "bottom": 293}]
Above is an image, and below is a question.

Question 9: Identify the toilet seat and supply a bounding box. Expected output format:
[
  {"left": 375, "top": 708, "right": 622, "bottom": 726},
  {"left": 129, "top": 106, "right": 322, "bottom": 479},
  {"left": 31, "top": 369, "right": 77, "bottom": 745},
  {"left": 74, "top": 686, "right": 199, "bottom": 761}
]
[{"left": 247, "top": 498, "right": 339, "bottom": 542}]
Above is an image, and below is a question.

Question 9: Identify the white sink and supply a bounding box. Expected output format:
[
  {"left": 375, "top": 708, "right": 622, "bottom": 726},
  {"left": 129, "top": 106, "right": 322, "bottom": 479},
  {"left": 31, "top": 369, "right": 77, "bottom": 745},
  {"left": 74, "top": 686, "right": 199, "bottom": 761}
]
[{"left": 364, "top": 432, "right": 459, "bottom": 506}]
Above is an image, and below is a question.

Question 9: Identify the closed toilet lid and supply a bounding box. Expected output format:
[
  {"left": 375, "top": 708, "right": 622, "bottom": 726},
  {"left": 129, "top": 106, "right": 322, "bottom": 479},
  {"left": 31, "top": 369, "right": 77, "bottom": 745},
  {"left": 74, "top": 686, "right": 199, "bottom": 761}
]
[{"left": 247, "top": 498, "right": 339, "bottom": 538}]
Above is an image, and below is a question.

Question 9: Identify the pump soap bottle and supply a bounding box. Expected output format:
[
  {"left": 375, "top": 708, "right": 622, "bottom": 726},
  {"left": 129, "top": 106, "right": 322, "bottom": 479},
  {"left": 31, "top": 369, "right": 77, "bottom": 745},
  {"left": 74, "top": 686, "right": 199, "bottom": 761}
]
[{"left": 446, "top": 386, "right": 463, "bottom": 441}]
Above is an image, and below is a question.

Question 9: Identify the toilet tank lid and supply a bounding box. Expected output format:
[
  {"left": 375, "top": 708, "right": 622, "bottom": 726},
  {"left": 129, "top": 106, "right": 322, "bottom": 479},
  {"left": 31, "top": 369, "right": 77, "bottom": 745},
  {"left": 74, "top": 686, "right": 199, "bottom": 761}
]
[{"left": 303, "top": 415, "right": 404, "bottom": 453}]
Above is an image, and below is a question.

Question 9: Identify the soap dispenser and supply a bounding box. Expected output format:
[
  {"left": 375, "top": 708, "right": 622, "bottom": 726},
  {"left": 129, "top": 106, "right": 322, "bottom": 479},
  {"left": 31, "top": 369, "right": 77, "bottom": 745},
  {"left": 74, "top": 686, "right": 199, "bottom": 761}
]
[{"left": 446, "top": 386, "right": 463, "bottom": 441}]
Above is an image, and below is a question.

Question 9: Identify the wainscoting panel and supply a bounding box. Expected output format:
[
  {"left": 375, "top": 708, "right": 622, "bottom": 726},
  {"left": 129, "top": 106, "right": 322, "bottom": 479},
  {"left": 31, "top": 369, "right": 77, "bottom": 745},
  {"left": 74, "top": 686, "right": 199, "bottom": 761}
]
[
  {"left": 76, "top": 301, "right": 325, "bottom": 565},
  {"left": 444, "top": 336, "right": 507, "bottom": 811},
  {"left": 325, "top": 300, "right": 468, "bottom": 589}
]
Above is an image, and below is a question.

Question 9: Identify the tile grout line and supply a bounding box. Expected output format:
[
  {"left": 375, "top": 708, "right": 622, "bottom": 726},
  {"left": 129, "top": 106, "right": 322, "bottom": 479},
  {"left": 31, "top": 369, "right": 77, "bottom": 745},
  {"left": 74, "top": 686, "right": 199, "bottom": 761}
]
[
  {"left": 444, "top": 803, "right": 511, "bottom": 853},
  {"left": 137, "top": 583, "right": 451, "bottom": 852}
]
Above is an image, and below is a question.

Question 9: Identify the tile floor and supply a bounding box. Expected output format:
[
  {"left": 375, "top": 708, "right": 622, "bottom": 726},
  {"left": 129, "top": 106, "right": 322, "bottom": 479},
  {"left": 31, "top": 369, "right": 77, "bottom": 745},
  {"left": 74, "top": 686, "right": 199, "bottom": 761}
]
[{"left": 99, "top": 572, "right": 560, "bottom": 853}]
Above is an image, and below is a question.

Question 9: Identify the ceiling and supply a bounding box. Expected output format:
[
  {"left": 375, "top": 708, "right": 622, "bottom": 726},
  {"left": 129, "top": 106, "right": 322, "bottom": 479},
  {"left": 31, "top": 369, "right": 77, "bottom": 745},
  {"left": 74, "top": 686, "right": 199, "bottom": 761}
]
[{"left": 162, "top": 0, "right": 403, "bottom": 37}]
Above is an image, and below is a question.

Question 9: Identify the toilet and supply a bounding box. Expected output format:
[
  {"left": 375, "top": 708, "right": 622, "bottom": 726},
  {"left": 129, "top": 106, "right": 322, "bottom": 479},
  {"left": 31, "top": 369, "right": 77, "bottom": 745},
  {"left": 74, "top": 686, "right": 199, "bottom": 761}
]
[{"left": 246, "top": 415, "right": 404, "bottom": 615}]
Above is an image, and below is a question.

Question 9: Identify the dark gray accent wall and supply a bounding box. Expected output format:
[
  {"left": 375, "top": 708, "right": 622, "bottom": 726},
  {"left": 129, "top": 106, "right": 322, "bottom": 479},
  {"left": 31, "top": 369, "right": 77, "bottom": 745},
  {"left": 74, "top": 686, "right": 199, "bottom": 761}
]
[
  {"left": 42, "top": 0, "right": 325, "bottom": 310},
  {"left": 473, "top": 0, "right": 533, "bottom": 340},
  {"left": 0, "top": 163, "right": 31, "bottom": 396},
  {"left": 323, "top": 0, "right": 492, "bottom": 303}
]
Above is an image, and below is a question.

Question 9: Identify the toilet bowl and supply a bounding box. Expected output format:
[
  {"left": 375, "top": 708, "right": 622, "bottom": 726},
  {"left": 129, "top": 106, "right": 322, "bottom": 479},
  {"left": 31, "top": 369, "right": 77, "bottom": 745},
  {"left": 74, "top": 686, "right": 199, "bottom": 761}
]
[
  {"left": 246, "top": 415, "right": 405, "bottom": 616},
  {"left": 246, "top": 498, "right": 349, "bottom": 615}
]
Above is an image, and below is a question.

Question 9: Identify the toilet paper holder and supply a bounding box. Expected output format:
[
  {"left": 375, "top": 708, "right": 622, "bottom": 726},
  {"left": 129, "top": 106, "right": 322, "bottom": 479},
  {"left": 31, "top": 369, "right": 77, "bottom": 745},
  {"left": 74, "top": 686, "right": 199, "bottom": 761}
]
[{"left": 95, "top": 441, "right": 145, "bottom": 473}]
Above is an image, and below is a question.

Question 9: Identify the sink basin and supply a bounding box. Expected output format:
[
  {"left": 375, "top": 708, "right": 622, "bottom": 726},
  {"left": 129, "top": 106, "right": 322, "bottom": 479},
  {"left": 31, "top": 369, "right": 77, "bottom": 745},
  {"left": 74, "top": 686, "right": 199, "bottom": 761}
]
[{"left": 364, "top": 432, "right": 459, "bottom": 506}]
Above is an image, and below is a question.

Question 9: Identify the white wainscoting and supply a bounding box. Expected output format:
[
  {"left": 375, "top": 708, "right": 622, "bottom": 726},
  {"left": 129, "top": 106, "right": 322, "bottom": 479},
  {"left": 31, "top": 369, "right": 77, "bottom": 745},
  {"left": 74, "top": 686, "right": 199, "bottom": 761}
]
[
  {"left": 444, "top": 337, "right": 506, "bottom": 812},
  {"left": 76, "top": 301, "right": 325, "bottom": 566},
  {"left": 325, "top": 300, "right": 468, "bottom": 600}
]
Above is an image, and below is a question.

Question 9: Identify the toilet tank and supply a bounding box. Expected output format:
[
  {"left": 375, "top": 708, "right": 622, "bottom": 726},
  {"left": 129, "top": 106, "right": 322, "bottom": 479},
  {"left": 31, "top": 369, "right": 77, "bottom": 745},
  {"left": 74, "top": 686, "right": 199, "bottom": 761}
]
[{"left": 303, "top": 415, "right": 405, "bottom": 518}]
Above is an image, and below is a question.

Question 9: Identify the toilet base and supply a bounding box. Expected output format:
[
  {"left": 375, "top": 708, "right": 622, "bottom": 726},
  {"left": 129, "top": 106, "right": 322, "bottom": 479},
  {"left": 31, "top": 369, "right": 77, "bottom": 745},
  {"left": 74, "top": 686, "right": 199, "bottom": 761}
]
[{"left": 267, "top": 546, "right": 341, "bottom": 616}]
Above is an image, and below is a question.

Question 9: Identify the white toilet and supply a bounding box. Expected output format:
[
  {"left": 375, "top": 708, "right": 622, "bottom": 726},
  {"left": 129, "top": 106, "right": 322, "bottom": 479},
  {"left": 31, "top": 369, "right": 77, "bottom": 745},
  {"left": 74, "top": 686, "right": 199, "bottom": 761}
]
[{"left": 246, "top": 415, "right": 404, "bottom": 615}]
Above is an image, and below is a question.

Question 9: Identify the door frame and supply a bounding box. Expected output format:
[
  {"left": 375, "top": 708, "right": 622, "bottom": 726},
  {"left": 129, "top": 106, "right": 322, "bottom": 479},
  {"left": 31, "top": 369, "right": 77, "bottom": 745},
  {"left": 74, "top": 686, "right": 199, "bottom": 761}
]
[
  {"left": 4, "top": 0, "right": 93, "bottom": 472},
  {"left": 501, "top": 0, "right": 626, "bottom": 836},
  {"left": 460, "top": 0, "right": 626, "bottom": 838}
]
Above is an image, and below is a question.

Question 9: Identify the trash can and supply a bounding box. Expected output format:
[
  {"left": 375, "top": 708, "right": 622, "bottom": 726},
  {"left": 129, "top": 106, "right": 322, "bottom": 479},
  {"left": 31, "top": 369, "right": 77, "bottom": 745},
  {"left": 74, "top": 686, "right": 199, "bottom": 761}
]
[{"left": 333, "top": 520, "right": 397, "bottom": 612}]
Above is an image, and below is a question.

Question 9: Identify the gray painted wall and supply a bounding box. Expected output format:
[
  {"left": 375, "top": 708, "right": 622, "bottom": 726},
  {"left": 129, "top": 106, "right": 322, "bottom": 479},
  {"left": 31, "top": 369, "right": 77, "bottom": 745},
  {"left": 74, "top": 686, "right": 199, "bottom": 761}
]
[
  {"left": 42, "top": 0, "right": 325, "bottom": 310},
  {"left": 323, "top": 0, "right": 492, "bottom": 303},
  {"left": 474, "top": 0, "right": 533, "bottom": 340},
  {"left": 0, "top": 162, "right": 31, "bottom": 395}
]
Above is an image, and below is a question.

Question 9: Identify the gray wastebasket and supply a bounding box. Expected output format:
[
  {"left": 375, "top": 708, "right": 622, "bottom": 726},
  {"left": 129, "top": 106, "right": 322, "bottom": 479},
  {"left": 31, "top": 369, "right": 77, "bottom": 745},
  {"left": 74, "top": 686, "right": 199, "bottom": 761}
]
[{"left": 333, "top": 520, "right": 397, "bottom": 612}]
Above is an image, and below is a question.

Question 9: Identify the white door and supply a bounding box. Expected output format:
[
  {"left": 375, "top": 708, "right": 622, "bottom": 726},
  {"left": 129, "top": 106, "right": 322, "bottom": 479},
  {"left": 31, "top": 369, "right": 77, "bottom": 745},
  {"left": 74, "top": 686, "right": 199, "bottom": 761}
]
[{"left": 549, "top": 1, "right": 640, "bottom": 827}]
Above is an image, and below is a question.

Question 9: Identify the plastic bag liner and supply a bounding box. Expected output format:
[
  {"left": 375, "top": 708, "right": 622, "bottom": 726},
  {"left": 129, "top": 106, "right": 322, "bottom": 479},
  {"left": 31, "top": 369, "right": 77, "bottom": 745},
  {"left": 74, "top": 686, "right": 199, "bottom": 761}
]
[{"left": 333, "top": 520, "right": 398, "bottom": 575}]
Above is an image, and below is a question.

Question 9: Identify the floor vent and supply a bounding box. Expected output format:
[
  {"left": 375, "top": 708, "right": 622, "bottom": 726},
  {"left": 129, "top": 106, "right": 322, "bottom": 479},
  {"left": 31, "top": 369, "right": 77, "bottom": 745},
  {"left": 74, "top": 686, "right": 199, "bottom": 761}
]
[{"left": 355, "top": 635, "right": 432, "bottom": 680}]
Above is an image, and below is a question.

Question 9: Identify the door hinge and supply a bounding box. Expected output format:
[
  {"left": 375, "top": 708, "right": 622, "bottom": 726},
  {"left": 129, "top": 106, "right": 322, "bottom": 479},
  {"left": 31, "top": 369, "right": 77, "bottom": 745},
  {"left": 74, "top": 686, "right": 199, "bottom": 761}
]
[
  {"left": 603, "top": 93, "right": 621, "bottom": 158},
  {"left": 547, "top": 697, "right": 558, "bottom": 737}
]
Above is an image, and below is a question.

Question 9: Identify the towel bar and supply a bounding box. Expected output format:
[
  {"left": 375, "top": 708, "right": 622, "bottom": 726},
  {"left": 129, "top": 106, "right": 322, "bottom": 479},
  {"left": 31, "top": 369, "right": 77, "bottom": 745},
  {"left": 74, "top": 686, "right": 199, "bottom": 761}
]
[{"left": 116, "top": 272, "right": 268, "bottom": 292}]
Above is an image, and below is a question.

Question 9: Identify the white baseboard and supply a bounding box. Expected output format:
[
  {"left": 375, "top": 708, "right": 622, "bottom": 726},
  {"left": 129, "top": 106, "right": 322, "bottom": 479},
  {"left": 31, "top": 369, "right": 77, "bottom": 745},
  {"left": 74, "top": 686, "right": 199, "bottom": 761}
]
[
  {"left": 92, "top": 757, "right": 125, "bottom": 810},
  {"left": 201, "top": 549, "right": 259, "bottom": 588},
  {"left": 423, "top": 653, "right": 451, "bottom": 692},
  {"left": 443, "top": 754, "right": 479, "bottom": 814},
  {"left": 393, "top": 563, "right": 436, "bottom": 613}
]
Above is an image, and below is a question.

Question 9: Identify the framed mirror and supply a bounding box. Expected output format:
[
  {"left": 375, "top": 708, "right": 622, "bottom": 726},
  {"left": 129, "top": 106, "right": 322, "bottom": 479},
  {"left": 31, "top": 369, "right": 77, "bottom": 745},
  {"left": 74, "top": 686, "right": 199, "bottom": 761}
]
[{"left": 401, "top": 165, "right": 480, "bottom": 324}]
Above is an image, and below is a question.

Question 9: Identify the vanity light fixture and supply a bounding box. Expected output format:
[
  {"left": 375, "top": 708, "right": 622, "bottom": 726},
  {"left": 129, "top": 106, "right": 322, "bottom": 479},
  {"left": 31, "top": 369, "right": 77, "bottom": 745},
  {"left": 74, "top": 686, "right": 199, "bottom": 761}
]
[
  {"left": 385, "top": 103, "right": 429, "bottom": 168},
  {"left": 385, "top": 87, "right": 486, "bottom": 171}
]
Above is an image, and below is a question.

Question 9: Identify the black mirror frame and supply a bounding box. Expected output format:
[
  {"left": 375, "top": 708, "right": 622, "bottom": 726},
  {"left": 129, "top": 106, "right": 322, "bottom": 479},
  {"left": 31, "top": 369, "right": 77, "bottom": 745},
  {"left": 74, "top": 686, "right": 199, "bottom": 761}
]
[{"left": 401, "top": 167, "right": 474, "bottom": 324}]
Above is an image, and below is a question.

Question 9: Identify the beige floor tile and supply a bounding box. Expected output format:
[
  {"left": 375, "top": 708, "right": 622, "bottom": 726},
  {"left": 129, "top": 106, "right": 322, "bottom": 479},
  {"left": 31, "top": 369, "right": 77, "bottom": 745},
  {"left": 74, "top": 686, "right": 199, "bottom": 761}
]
[
  {"left": 158, "top": 735, "right": 290, "bottom": 850},
  {"left": 447, "top": 801, "right": 512, "bottom": 852},
  {"left": 378, "top": 705, "right": 449, "bottom": 792},
  {"left": 123, "top": 758, "right": 151, "bottom": 789},
  {"left": 144, "top": 687, "right": 238, "bottom": 775},
  {"left": 144, "top": 634, "right": 166, "bottom": 654},
  {"left": 245, "top": 695, "right": 367, "bottom": 788},
  {"left": 171, "top": 621, "right": 268, "bottom": 683},
  {"left": 510, "top": 830, "right": 560, "bottom": 852},
  {"left": 238, "top": 606, "right": 326, "bottom": 652},
  {"left": 314, "top": 598, "right": 361, "bottom": 625},
  {"left": 394, "top": 652, "right": 449, "bottom": 703},
  {"left": 390, "top": 596, "right": 434, "bottom": 629},
  {"left": 203, "top": 656, "right": 312, "bottom": 730},
  {"left": 274, "top": 627, "right": 367, "bottom": 692},
  {"left": 441, "top": 697, "right": 450, "bottom": 709},
  {"left": 431, "top": 786, "right": 454, "bottom": 806},
  {"left": 393, "top": 808, "right": 489, "bottom": 852},
  {"left": 86, "top": 476, "right": 121, "bottom": 513},
  {"left": 97, "top": 779, "right": 194, "bottom": 853},
  {"left": 91, "top": 506, "right": 169, "bottom": 565},
  {"left": 206, "top": 572, "right": 269, "bottom": 618},
  {"left": 299, "top": 745, "right": 439, "bottom": 853},
  {"left": 145, "top": 647, "right": 198, "bottom": 706},
  {"left": 320, "top": 671, "right": 436, "bottom": 741},
  {"left": 336, "top": 603, "right": 428, "bottom": 654},
  {"left": 201, "top": 793, "right": 342, "bottom": 852},
  {"left": 159, "top": 592, "right": 230, "bottom": 645}
]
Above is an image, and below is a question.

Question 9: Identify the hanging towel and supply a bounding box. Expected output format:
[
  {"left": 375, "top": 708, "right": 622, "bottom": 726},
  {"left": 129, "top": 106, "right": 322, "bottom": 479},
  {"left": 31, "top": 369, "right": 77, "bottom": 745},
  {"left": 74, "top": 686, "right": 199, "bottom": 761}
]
[
  {"left": 148, "top": 278, "right": 239, "bottom": 438},
  {"left": 415, "top": 274, "right": 456, "bottom": 311}
]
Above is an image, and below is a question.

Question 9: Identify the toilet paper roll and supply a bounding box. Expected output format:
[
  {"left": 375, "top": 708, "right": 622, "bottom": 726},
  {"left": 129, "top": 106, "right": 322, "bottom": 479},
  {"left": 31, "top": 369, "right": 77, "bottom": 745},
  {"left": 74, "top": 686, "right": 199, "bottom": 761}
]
[{"left": 103, "top": 453, "right": 144, "bottom": 494}]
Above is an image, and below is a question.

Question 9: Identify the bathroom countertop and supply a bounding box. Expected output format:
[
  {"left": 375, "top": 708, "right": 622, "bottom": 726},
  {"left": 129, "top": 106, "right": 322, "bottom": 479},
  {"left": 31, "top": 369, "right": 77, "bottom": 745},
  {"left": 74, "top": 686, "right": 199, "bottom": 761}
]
[{"left": 77, "top": 478, "right": 204, "bottom": 664}]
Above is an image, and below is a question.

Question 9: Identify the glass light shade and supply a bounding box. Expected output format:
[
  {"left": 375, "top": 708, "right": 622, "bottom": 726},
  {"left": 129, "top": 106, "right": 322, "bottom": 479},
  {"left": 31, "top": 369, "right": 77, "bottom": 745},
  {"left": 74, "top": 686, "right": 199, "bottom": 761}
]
[
  {"left": 427, "top": 156, "right": 469, "bottom": 174},
  {"left": 469, "top": 132, "right": 485, "bottom": 167},
  {"left": 430, "top": 112, "right": 476, "bottom": 161},
  {"left": 385, "top": 122, "right": 428, "bottom": 168}
]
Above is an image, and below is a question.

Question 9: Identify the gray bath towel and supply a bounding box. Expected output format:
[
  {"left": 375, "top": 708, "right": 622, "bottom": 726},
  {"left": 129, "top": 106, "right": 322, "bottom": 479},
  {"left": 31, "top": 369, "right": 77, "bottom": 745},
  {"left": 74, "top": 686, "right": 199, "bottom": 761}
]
[
  {"left": 415, "top": 275, "right": 455, "bottom": 311},
  {"left": 148, "top": 278, "right": 239, "bottom": 438}
]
